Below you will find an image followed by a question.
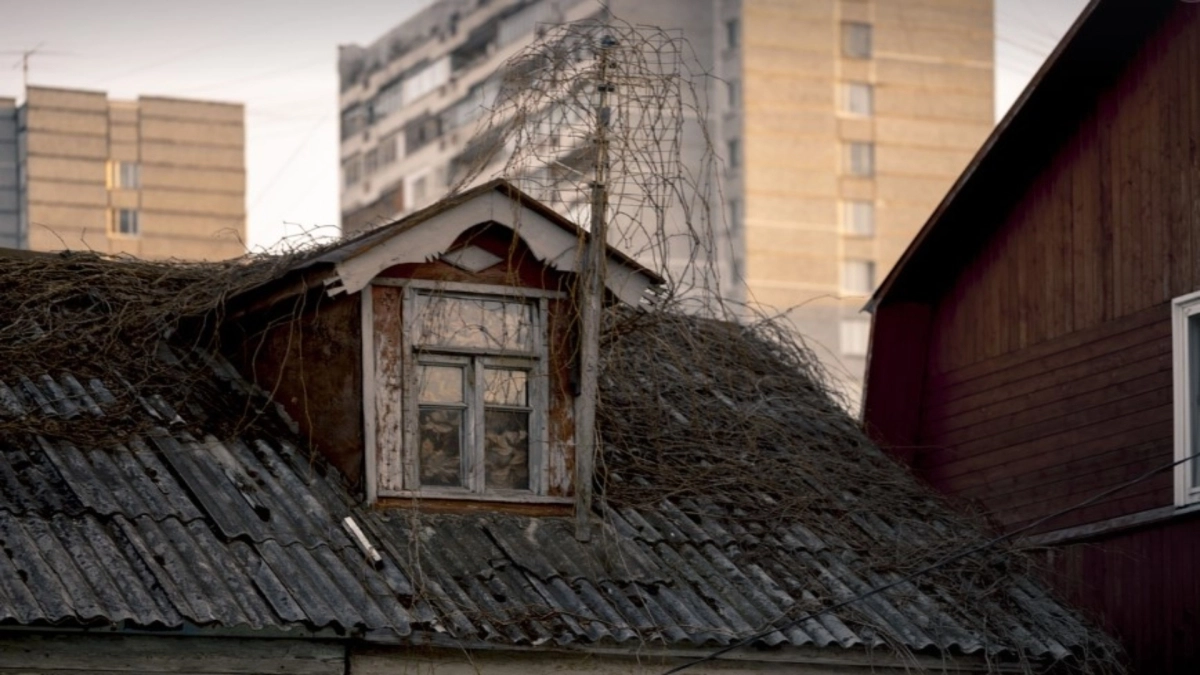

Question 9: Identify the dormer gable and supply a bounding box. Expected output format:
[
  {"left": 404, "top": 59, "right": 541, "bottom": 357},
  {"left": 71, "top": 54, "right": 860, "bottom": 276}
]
[{"left": 224, "top": 181, "right": 661, "bottom": 507}]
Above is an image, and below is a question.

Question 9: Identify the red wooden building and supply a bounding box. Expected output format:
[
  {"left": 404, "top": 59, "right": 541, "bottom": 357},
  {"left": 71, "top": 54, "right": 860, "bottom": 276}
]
[{"left": 863, "top": 0, "right": 1200, "bottom": 672}]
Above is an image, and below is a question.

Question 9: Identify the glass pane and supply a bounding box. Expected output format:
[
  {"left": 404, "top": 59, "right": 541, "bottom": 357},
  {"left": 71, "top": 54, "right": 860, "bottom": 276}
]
[
  {"left": 418, "top": 365, "right": 463, "bottom": 403},
  {"left": 418, "top": 408, "right": 463, "bottom": 487},
  {"left": 485, "top": 409, "right": 530, "bottom": 490},
  {"left": 416, "top": 294, "right": 533, "bottom": 352},
  {"left": 484, "top": 369, "right": 527, "bottom": 406}
]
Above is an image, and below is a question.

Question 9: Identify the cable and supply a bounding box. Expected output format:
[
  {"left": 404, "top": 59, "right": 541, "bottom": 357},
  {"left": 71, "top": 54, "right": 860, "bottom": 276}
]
[{"left": 661, "top": 451, "right": 1196, "bottom": 674}]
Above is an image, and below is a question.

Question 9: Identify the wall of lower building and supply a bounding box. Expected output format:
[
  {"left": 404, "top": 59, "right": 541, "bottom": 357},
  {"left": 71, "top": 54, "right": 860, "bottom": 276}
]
[
  {"left": 17, "top": 86, "right": 245, "bottom": 260},
  {"left": 0, "top": 97, "right": 17, "bottom": 249},
  {"left": 0, "top": 634, "right": 344, "bottom": 674}
]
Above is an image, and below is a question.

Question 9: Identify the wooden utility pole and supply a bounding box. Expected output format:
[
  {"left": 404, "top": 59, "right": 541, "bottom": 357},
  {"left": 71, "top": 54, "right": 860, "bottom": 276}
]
[{"left": 574, "top": 35, "right": 616, "bottom": 542}]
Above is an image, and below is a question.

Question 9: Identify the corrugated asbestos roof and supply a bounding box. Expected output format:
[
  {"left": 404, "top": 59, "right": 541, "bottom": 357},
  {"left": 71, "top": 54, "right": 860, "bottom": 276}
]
[{"left": 0, "top": 365, "right": 1094, "bottom": 661}]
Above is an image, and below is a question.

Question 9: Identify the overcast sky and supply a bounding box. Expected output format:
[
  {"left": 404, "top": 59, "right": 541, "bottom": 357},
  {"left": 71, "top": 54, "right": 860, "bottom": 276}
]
[{"left": 0, "top": 0, "right": 1089, "bottom": 251}]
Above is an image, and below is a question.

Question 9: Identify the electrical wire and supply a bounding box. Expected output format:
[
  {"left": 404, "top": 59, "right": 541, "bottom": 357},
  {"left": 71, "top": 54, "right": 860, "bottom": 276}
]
[{"left": 661, "top": 450, "right": 1196, "bottom": 674}]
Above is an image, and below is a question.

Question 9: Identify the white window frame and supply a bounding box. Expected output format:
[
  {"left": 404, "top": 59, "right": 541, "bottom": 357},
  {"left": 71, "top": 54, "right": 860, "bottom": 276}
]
[
  {"left": 1172, "top": 290, "right": 1200, "bottom": 506},
  {"left": 396, "top": 282, "right": 551, "bottom": 500}
]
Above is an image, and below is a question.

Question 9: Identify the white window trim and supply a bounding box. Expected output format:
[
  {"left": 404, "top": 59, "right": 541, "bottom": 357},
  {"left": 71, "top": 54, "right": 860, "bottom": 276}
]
[
  {"left": 365, "top": 279, "right": 563, "bottom": 503},
  {"left": 1172, "top": 290, "right": 1200, "bottom": 506}
]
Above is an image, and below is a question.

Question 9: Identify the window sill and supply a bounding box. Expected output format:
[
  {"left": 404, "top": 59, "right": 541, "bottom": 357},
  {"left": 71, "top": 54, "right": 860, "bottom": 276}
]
[
  {"left": 377, "top": 489, "right": 571, "bottom": 505},
  {"left": 375, "top": 494, "right": 573, "bottom": 517},
  {"left": 1022, "top": 501, "right": 1200, "bottom": 547}
]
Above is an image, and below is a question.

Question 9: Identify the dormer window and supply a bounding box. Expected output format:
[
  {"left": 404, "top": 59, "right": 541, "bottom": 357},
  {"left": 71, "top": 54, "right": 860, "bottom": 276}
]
[{"left": 407, "top": 290, "right": 546, "bottom": 495}]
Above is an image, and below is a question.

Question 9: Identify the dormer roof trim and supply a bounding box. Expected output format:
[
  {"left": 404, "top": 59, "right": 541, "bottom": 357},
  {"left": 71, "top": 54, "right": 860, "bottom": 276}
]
[{"left": 316, "top": 180, "right": 664, "bottom": 306}]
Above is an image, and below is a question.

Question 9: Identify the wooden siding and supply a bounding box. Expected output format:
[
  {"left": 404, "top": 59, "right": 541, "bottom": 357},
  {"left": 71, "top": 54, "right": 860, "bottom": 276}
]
[
  {"left": 904, "top": 6, "right": 1200, "bottom": 533},
  {"left": 1041, "top": 513, "right": 1200, "bottom": 675},
  {"left": 229, "top": 290, "right": 366, "bottom": 485}
]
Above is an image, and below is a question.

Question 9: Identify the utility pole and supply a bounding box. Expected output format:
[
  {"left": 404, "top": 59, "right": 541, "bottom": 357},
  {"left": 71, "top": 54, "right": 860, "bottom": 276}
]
[{"left": 574, "top": 34, "right": 616, "bottom": 542}]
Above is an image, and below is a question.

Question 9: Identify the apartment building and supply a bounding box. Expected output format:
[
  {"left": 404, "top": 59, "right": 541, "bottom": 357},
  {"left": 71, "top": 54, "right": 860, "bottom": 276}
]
[
  {"left": 338, "top": 0, "right": 993, "bottom": 405},
  {"left": 0, "top": 86, "right": 246, "bottom": 260}
]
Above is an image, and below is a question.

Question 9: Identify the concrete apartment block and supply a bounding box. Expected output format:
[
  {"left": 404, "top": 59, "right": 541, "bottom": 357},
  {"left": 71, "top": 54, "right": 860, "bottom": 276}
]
[
  {"left": 338, "top": 0, "right": 994, "bottom": 406},
  {"left": 10, "top": 86, "right": 246, "bottom": 260}
]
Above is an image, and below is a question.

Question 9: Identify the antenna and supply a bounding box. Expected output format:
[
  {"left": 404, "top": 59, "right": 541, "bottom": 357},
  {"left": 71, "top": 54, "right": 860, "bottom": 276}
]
[{"left": 3, "top": 44, "right": 73, "bottom": 91}]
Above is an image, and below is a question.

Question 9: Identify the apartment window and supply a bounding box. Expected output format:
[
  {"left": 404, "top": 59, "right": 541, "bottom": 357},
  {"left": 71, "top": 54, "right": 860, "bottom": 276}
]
[
  {"left": 842, "top": 22, "right": 873, "bottom": 59},
  {"left": 841, "top": 259, "right": 875, "bottom": 295},
  {"left": 108, "top": 161, "right": 140, "bottom": 189},
  {"left": 365, "top": 148, "right": 380, "bottom": 175},
  {"left": 845, "top": 142, "right": 875, "bottom": 177},
  {"left": 341, "top": 104, "right": 367, "bottom": 140},
  {"left": 406, "top": 291, "right": 546, "bottom": 495},
  {"left": 408, "top": 173, "right": 430, "bottom": 211},
  {"left": 1173, "top": 291, "right": 1200, "bottom": 505},
  {"left": 344, "top": 155, "right": 362, "bottom": 188},
  {"left": 111, "top": 209, "right": 139, "bottom": 237},
  {"left": 840, "top": 318, "right": 871, "bottom": 357},
  {"left": 842, "top": 200, "right": 875, "bottom": 236},
  {"left": 380, "top": 134, "right": 399, "bottom": 166},
  {"left": 727, "top": 138, "right": 741, "bottom": 169},
  {"left": 727, "top": 80, "right": 740, "bottom": 108},
  {"left": 841, "top": 82, "right": 873, "bottom": 116},
  {"left": 726, "top": 18, "right": 740, "bottom": 49}
]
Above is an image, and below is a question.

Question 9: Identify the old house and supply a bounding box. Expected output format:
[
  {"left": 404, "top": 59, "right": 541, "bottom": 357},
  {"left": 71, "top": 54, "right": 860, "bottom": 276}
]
[
  {"left": 0, "top": 181, "right": 1117, "bottom": 673},
  {"left": 862, "top": 0, "right": 1200, "bottom": 673}
]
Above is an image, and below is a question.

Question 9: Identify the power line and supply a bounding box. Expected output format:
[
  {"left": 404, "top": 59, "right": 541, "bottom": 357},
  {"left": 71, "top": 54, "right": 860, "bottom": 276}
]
[{"left": 661, "top": 451, "right": 1194, "bottom": 674}]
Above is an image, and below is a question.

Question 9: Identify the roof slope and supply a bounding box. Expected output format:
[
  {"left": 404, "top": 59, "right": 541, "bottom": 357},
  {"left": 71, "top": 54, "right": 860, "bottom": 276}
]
[{"left": 0, "top": 251, "right": 1117, "bottom": 668}]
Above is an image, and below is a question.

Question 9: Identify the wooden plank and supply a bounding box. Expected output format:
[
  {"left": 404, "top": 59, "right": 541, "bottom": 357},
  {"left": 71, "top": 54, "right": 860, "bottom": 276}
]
[
  {"left": 372, "top": 285, "right": 404, "bottom": 493},
  {"left": 922, "top": 319, "right": 1170, "bottom": 425},
  {"left": 927, "top": 300, "right": 1166, "bottom": 393},
  {"left": 925, "top": 399, "right": 1173, "bottom": 487},
  {"left": 0, "top": 635, "right": 344, "bottom": 674},
  {"left": 861, "top": 301, "right": 933, "bottom": 461},
  {"left": 927, "top": 360, "right": 1171, "bottom": 447}
]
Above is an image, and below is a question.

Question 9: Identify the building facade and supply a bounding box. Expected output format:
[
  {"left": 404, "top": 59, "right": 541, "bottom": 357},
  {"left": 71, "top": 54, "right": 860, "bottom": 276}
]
[
  {"left": 338, "top": 0, "right": 993, "bottom": 405},
  {"left": 0, "top": 86, "right": 246, "bottom": 260}
]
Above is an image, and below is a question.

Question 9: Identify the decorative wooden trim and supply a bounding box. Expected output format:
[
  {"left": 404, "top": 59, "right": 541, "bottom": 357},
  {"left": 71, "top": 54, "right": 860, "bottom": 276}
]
[
  {"left": 371, "top": 277, "right": 567, "bottom": 299},
  {"left": 361, "top": 288, "right": 378, "bottom": 505}
]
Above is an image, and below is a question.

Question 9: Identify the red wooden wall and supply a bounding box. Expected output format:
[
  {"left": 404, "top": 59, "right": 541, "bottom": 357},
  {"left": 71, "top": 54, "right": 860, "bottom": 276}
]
[
  {"left": 902, "top": 4, "right": 1200, "bottom": 533},
  {"left": 865, "top": 4, "right": 1200, "bottom": 673}
]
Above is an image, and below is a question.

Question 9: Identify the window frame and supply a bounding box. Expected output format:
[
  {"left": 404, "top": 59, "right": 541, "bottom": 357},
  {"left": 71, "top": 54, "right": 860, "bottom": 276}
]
[
  {"left": 845, "top": 141, "right": 875, "bottom": 177},
  {"left": 841, "top": 81, "right": 874, "bottom": 117},
  {"left": 841, "top": 21, "right": 873, "bottom": 59},
  {"left": 108, "top": 161, "right": 140, "bottom": 189},
  {"left": 842, "top": 199, "right": 875, "bottom": 237},
  {"left": 839, "top": 317, "right": 871, "bottom": 357},
  {"left": 725, "top": 18, "right": 740, "bottom": 49},
  {"left": 110, "top": 208, "right": 140, "bottom": 238},
  {"left": 841, "top": 259, "right": 876, "bottom": 296},
  {"left": 1172, "top": 291, "right": 1200, "bottom": 506},
  {"left": 395, "top": 282, "right": 552, "bottom": 500}
]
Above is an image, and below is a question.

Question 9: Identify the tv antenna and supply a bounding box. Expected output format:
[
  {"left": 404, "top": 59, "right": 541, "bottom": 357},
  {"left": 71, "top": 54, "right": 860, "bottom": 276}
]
[{"left": 3, "top": 44, "right": 74, "bottom": 90}]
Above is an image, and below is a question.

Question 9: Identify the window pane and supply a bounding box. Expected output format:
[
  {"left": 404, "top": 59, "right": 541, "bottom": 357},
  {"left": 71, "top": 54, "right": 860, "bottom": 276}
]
[
  {"left": 843, "top": 200, "right": 875, "bottom": 236},
  {"left": 846, "top": 142, "right": 874, "bottom": 177},
  {"left": 842, "top": 22, "right": 872, "bottom": 58},
  {"left": 418, "top": 408, "right": 463, "bottom": 487},
  {"left": 842, "top": 259, "right": 876, "bottom": 294},
  {"left": 485, "top": 409, "right": 530, "bottom": 490},
  {"left": 418, "top": 365, "right": 463, "bottom": 403},
  {"left": 484, "top": 368, "right": 527, "bottom": 406},
  {"left": 416, "top": 294, "right": 534, "bottom": 351},
  {"left": 842, "top": 82, "right": 873, "bottom": 116},
  {"left": 840, "top": 318, "right": 871, "bottom": 357}
]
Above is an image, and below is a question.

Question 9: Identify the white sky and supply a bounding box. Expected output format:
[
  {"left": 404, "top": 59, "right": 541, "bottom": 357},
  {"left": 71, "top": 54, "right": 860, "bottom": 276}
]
[{"left": 0, "top": 0, "right": 1089, "bottom": 252}]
